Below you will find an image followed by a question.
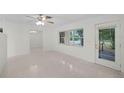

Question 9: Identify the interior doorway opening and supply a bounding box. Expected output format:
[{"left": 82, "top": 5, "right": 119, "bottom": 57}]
[{"left": 29, "top": 31, "right": 43, "bottom": 50}]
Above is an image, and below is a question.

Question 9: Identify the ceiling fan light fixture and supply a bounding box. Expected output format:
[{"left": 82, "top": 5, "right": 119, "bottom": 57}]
[
  {"left": 42, "top": 16, "right": 46, "bottom": 21},
  {"left": 36, "top": 21, "right": 45, "bottom": 26},
  {"left": 27, "top": 14, "right": 54, "bottom": 26}
]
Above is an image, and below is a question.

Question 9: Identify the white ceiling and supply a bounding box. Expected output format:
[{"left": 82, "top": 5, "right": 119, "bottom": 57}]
[{"left": 0, "top": 14, "right": 101, "bottom": 27}]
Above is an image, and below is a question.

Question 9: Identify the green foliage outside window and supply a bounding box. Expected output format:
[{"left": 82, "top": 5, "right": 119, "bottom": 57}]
[{"left": 99, "top": 28, "right": 115, "bottom": 49}]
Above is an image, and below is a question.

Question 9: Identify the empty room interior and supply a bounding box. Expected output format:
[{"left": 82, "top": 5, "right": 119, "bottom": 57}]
[{"left": 0, "top": 14, "right": 124, "bottom": 78}]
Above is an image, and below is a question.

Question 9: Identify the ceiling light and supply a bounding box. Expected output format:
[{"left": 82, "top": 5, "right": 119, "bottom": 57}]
[
  {"left": 42, "top": 16, "right": 46, "bottom": 21},
  {"left": 36, "top": 21, "right": 45, "bottom": 26},
  {"left": 29, "top": 30, "right": 37, "bottom": 33}
]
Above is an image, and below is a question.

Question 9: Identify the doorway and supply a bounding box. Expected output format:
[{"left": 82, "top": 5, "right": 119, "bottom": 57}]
[
  {"left": 29, "top": 31, "right": 43, "bottom": 50},
  {"left": 95, "top": 22, "right": 121, "bottom": 70}
]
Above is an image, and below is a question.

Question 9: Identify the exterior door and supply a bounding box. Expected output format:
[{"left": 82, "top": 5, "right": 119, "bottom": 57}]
[{"left": 95, "top": 22, "right": 121, "bottom": 70}]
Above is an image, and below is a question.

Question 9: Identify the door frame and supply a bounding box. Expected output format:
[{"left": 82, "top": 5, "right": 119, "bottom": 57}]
[{"left": 95, "top": 21, "right": 121, "bottom": 70}]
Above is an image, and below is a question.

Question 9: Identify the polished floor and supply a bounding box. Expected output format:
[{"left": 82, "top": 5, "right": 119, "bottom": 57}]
[{"left": 2, "top": 49, "right": 124, "bottom": 78}]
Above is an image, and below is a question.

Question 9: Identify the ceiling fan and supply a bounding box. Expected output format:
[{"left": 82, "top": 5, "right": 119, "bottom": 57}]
[{"left": 27, "top": 14, "right": 54, "bottom": 26}]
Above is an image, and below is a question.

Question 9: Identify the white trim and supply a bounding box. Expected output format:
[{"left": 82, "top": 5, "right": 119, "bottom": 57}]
[{"left": 95, "top": 21, "right": 121, "bottom": 71}]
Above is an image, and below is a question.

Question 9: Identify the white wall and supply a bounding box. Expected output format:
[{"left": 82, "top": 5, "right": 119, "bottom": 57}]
[
  {"left": 120, "top": 17, "right": 124, "bottom": 72},
  {"left": 44, "top": 15, "right": 124, "bottom": 72},
  {"left": 0, "top": 34, "right": 7, "bottom": 75},
  {"left": 3, "top": 20, "right": 30, "bottom": 58},
  {"left": 42, "top": 30, "right": 55, "bottom": 51},
  {"left": 30, "top": 31, "right": 43, "bottom": 49}
]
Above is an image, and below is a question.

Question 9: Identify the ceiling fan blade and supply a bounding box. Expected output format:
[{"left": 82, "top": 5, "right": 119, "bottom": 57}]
[
  {"left": 46, "top": 16, "right": 53, "bottom": 19},
  {"left": 47, "top": 21, "right": 54, "bottom": 24},
  {"left": 26, "top": 16, "right": 36, "bottom": 19},
  {"left": 39, "top": 14, "right": 43, "bottom": 16},
  {"left": 26, "top": 14, "right": 54, "bottom": 25}
]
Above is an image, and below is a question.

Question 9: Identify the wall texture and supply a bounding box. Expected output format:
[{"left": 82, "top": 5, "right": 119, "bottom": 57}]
[
  {"left": 3, "top": 20, "right": 30, "bottom": 58},
  {"left": 30, "top": 31, "right": 43, "bottom": 49},
  {"left": 0, "top": 34, "right": 7, "bottom": 75}
]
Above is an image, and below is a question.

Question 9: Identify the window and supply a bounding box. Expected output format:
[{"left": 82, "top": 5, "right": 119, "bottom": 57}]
[
  {"left": 0, "top": 28, "right": 3, "bottom": 33},
  {"left": 69, "top": 29, "right": 83, "bottom": 46},
  {"left": 59, "top": 28, "right": 83, "bottom": 47},
  {"left": 59, "top": 32, "right": 65, "bottom": 44}
]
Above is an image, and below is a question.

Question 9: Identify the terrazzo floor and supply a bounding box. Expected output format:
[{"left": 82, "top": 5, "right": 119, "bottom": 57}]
[{"left": 1, "top": 49, "right": 124, "bottom": 78}]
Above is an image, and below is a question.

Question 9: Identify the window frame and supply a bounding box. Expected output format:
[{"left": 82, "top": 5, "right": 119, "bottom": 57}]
[{"left": 59, "top": 28, "right": 84, "bottom": 47}]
